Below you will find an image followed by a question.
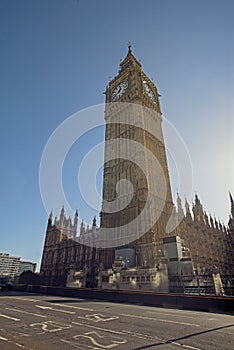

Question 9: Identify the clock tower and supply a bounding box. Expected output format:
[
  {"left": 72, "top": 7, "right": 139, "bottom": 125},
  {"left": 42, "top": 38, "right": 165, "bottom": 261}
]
[{"left": 100, "top": 44, "right": 174, "bottom": 268}]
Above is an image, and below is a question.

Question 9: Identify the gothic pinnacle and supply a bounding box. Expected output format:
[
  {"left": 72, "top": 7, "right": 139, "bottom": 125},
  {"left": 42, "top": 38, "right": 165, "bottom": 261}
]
[{"left": 128, "top": 41, "right": 132, "bottom": 53}]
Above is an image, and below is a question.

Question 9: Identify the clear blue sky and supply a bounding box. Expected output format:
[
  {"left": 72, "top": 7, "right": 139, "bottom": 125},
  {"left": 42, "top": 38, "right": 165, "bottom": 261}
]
[{"left": 0, "top": 0, "right": 233, "bottom": 269}]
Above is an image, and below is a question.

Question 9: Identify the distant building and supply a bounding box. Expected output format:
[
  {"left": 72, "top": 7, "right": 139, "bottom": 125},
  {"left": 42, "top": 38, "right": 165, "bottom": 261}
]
[
  {"left": 0, "top": 253, "right": 37, "bottom": 278},
  {"left": 17, "top": 260, "right": 37, "bottom": 276},
  {"left": 0, "top": 253, "right": 20, "bottom": 277}
]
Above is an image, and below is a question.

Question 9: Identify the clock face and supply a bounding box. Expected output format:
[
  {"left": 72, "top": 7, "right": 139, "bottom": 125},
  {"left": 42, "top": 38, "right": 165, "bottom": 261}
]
[
  {"left": 143, "top": 81, "right": 156, "bottom": 102},
  {"left": 111, "top": 80, "right": 128, "bottom": 101}
]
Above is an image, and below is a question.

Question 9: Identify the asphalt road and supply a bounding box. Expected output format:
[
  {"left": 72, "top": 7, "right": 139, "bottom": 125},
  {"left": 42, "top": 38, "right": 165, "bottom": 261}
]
[{"left": 0, "top": 291, "right": 233, "bottom": 350}]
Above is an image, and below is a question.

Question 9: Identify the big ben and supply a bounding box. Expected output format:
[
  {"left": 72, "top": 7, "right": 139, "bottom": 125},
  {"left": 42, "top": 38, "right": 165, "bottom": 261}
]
[
  {"left": 39, "top": 45, "right": 234, "bottom": 289},
  {"left": 100, "top": 44, "right": 174, "bottom": 269}
]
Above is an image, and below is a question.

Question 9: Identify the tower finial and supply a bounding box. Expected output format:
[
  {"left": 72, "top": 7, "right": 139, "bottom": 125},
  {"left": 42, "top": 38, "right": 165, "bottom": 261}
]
[
  {"left": 92, "top": 215, "right": 97, "bottom": 227},
  {"left": 128, "top": 41, "right": 132, "bottom": 53},
  {"left": 229, "top": 191, "right": 234, "bottom": 204},
  {"left": 229, "top": 192, "right": 234, "bottom": 219}
]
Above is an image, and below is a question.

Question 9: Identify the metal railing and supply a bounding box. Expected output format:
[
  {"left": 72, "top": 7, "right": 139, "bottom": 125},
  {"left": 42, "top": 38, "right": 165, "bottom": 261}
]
[{"left": 169, "top": 274, "right": 234, "bottom": 296}]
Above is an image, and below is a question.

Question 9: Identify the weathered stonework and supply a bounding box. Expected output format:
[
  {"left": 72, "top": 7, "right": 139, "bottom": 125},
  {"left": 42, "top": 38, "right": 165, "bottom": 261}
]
[{"left": 100, "top": 44, "right": 174, "bottom": 270}]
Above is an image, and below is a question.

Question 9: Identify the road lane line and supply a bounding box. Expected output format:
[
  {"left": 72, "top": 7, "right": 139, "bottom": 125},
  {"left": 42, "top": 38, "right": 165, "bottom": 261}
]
[
  {"left": 3, "top": 296, "right": 94, "bottom": 311},
  {"left": 2, "top": 296, "right": 93, "bottom": 311},
  {"left": 0, "top": 333, "right": 35, "bottom": 350},
  {"left": 180, "top": 343, "right": 203, "bottom": 350},
  {"left": 122, "top": 329, "right": 160, "bottom": 341},
  {"left": 49, "top": 302, "right": 94, "bottom": 312},
  {"left": 17, "top": 333, "right": 32, "bottom": 337},
  {"left": 35, "top": 305, "right": 75, "bottom": 314},
  {"left": 71, "top": 321, "right": 125, "bottom": 335},
  {"left": 0, "top": 336, "right": 8, "bottom": 341},
  {"left": 5, "top": 307, "right": 47, "bottom": 318},
  {"left": 2, "top": 296, "right": 39, "bottom": 302},
  {"left": 122, "top": 330, "right": 203, "bottom": 350},
  {"left": 119, "top": 313, "right": 200, "bottom": 327},
  {"left": 0, "top": 313, "right": 20, "bottom": 321},
  {"left": 60, "top": 339, "right": 81, "bottom": 348},
  {"left": 147, "top": 310, "right": 217, "bottom": 321}
]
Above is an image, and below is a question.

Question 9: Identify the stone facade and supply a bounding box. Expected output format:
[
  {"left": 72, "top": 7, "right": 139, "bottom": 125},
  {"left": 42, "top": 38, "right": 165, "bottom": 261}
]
[
  {"left": 171, "top": 194, "right": 234, "bottom": 274},
  {"left": 100, "top": 44, "right": 174, "bottom": 270},
  {"left": 40, "top": 209, "right": 99, "bottom": 287}
]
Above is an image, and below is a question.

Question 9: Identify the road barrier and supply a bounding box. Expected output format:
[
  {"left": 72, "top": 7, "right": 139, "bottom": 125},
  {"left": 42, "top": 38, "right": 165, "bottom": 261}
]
[{"left": 14, "top": 284, "right": 234, "bottom": 313}]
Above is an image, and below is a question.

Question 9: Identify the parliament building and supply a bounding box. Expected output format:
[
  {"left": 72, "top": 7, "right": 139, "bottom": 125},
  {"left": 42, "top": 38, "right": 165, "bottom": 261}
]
[{"left": 40, "top": 46, "right": 234, "bottom": 293}]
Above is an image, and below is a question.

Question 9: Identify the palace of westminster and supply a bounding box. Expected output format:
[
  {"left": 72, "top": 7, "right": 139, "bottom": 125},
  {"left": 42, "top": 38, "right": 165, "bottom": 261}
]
[{"left": 40, "top": 45, "right": 234, "bottom": 292}]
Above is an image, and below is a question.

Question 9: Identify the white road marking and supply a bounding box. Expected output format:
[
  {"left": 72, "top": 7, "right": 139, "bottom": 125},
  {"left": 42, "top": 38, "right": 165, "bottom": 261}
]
[
  {"left": 72, "top": 321, "right": 125, "bottom": 335},
  {"left": 61, "top": 332, "right": 127, "bottom": 349},
  {"left": 5, "top": 307, "right": 47, "bottom": 318},
  {"left": 49, "top": 302, "right": 94, "bottom": 312},
  {"left": 2, "top": 296, "right": 38, "bottom": 303},
  {"left": 1, "top": 296, "right": 93, "bottom": 311},
  {"left": 0, "top": 336, "right": 8, "bottom": 341},
  {"left": 122, "top": 329, "right": 160, "bottom": 341},
  {"left": 29, "top": 320, "right": 71, "bottom": 334},
  {"left": 0, "top": 332, "right": 35, "bottom": 350},
  {"left": 73, "top": 331, "right": 127, "bottom": 349},
  {"left": 147, "top": 310, "right": 217, "bottom": 322},
  {"left": 179, "top": 343, "right": 203, "bottom": 350},
  {"left": 17, "top": 332, "right": 31, "bottom": 337},
  {"left": 77, "top": 313, "right": 119, "bottom": 323},
  {"left": 0, "top": 313, "right": 20, "bottom": 321},
  {"left": 123, "top": 330, "right": 203, "bottom": 350},
  {"left": 60, "top": 339, "right": 84, "bottom": 349},
  {"left": 123, "top": 331, "right": 203, "bottom": 350},
  {"left": 119, "top": 313, "right": 200, "bottom": 327},
  {"left": 2, "top": 295, "right": 92, "bottom": 307},
  {"left": 35, "top": 305, "right": 75, "bottom": 314}
]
